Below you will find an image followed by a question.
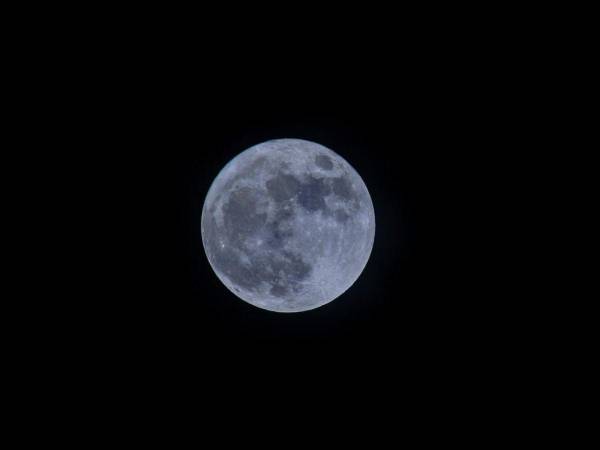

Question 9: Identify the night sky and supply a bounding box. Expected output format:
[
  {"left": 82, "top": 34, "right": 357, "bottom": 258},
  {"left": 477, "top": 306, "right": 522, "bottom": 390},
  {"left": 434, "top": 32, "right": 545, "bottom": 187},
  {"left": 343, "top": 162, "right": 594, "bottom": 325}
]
[
  {"left": 91, "top": 32, "right": 508, "bottom": 397},
  {"left": 119, "top": 70, "right": 493, "bottom": 356},
  {"left": 31, "top": 8, "right": 532, "bottom": 438}
]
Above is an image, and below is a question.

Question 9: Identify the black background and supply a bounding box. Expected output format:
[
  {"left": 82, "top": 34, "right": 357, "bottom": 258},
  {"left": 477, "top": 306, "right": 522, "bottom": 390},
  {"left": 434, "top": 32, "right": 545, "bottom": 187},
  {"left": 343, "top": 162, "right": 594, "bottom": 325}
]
[
  {"left": 69, "top": 19, "right": 517, "bottom": 407},
  {"left": 14, "top": 6, "right": 555, "bottom": 440},
  {"left": 109, "top": 57, "right": 499, "bottom": 364}
]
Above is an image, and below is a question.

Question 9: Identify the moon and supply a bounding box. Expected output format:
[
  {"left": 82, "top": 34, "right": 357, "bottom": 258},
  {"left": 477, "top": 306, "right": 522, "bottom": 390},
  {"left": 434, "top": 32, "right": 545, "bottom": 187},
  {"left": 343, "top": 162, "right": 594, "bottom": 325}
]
[{"left": 201, "top": 138, "right": 375, "bottom": 312}]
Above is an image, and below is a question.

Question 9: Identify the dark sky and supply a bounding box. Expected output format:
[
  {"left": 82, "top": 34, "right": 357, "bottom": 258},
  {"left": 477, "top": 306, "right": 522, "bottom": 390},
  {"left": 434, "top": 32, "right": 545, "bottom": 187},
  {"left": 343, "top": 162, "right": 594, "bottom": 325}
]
[
  {"left": 113, "top": 61, "right": 497, "bottom": 356},
  {"left": 82, "top": 29, "right": 514, "bottom": 405},
  {"left": 28, "top": 9, "right": 537, "bottom": 437}
]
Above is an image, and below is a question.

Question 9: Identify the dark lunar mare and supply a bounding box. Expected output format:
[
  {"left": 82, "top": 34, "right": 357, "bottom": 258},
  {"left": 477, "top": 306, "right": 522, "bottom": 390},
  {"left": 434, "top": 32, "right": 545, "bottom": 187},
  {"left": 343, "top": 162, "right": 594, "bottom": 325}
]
[
  {"left": 314, "top": 154, "right": 334, "bottom": 170},
  {"left": 203, "top": 171, "right": 315, "bottom": 299},
  {"left": 203, "top": 211, "right": 313, "bottom": 298},
  {"left": 205, "top": 168, "right": 364, "bottom": 298}
]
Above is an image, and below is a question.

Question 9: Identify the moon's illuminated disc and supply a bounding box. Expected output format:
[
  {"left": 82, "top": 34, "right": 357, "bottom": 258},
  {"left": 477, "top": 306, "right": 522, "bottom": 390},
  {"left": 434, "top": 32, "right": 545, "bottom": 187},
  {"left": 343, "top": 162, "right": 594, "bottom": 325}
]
[{"left": 201, "top": 139, "right": 375, "bottom": 312}]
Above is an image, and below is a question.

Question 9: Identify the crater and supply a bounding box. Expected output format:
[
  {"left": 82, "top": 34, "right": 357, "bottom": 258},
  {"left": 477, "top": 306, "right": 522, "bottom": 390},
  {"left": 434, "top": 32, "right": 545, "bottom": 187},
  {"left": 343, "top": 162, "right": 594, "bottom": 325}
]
[{"left": 315, "top": 154, "right": 333, "bottom": 170}]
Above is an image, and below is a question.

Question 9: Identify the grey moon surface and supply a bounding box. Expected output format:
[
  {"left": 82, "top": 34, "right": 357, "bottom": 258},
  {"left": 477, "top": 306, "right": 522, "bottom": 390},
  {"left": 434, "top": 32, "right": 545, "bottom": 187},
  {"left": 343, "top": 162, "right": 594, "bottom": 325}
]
[{"left": 201, "top": 139, "right": 375, "bottom": 312}]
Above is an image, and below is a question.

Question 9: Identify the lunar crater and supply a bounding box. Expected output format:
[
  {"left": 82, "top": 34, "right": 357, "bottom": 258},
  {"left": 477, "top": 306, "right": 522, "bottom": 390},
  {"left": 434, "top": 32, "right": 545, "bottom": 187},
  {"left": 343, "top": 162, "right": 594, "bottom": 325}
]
[{"left": 315, "top": 154, "right": 334, "bottom": 170}]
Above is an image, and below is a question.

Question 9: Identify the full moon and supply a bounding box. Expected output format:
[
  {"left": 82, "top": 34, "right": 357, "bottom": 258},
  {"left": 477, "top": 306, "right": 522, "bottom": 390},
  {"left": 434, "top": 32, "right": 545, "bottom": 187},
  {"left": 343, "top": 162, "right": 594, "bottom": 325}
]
[{"left": 201, "top": 139, "right": 375, "bottom": 312}]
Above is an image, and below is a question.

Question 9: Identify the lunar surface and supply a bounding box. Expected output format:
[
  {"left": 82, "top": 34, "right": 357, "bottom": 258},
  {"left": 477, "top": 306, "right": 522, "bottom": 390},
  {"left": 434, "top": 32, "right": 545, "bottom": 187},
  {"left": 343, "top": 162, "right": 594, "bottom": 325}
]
[{"left": 201, "top": 139, "right": 375, "bottom": 312}]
